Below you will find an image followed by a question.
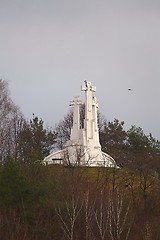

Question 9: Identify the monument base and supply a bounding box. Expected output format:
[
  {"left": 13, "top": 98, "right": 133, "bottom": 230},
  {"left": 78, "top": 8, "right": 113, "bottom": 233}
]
[{"left": 43, "top": 145, "right": 117, "bottom": 168}]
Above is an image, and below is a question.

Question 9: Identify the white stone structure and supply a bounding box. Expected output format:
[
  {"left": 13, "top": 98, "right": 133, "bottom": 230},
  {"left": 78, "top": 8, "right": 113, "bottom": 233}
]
[{"left": 43, "top": 81, "right": 117, "bottom": 167}]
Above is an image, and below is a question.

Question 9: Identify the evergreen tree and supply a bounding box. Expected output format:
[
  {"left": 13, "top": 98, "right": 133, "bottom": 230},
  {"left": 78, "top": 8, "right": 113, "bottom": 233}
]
[
  {"left": 18, "top": 115, "right": 56, "bottom": 163},
  {"left": 100, "top": 119, "right": 128, "bottom": 166}
]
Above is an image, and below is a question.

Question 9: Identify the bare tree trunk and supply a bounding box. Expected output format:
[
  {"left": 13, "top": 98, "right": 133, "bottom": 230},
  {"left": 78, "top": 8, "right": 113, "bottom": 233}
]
[
  {"left": 56, "top": 195, "right": 83, "bottom": 240},
  {"left": 93, "top": 189, "right": 109, "bottom": 240},
  {"left": 83, "top": 189, "right": 96, "bottom": 240},
  {"left": 108, "top": 189, "right": 131, "bottom": 240}
]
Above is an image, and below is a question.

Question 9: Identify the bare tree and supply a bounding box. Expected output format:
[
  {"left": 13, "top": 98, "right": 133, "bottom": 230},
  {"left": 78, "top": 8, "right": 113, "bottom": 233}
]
[
  {"left": 56, "top": 194, "right": 83, "bottom": 240},
  {"left": 0, "top": 209, "right": 28, "bottom": 240},
  {"left": 0, "top": 79, "right": 25, "bottom": 162},
  {"left": 54, "top": 110, "right": 73, "bottom": 150},
  {"left": 55, "top": 165, "right": 85, "bottom": 240},
  {"left": 82, "top": 187, "right": 97, "bottom": 240},
  {"left": 139, "top": 169, "right": 154, "bottom": 211},
  {"left": 63, "top": 144, "right": 87, "bottom": 167},
  {"left": 93, "top": 189, "right": 109, "bottom": 240},
  {"left": 108, "top": 189, "right": 132, "bottom": 240}
]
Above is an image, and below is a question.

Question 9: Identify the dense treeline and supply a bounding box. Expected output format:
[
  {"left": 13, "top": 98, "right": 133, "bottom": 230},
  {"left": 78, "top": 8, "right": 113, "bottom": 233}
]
[
  {"left": 1, "top": 79, "right": 160, "bottom": 239},
  {"left": 0, "top": 161, "right": 160, "bottom": 240}
]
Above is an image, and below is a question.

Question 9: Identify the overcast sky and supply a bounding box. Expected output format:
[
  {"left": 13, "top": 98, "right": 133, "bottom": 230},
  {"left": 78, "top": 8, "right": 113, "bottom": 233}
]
[{"left": 0, "top": 0, "right": 160, "bottom": 139}]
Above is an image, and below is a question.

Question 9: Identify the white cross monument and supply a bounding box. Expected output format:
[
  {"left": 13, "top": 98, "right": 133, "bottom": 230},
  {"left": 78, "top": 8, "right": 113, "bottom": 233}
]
[{"left": 43, "top": 81, "right": 117, "bottom": 167}]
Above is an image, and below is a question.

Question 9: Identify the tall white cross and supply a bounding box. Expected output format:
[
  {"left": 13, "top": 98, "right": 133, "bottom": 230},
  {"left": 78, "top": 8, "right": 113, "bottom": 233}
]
[
  {"left": 69, "top": 96, "right": 82, "bottom": 141},
  {"left": 81, "top": 81, "right": 97, "bottom": 144}
]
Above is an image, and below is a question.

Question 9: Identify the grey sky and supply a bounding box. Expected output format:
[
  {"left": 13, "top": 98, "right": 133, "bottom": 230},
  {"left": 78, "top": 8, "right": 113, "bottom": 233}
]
[{"left": 0, "top": 0, "right": 160, "bottom": 139}]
